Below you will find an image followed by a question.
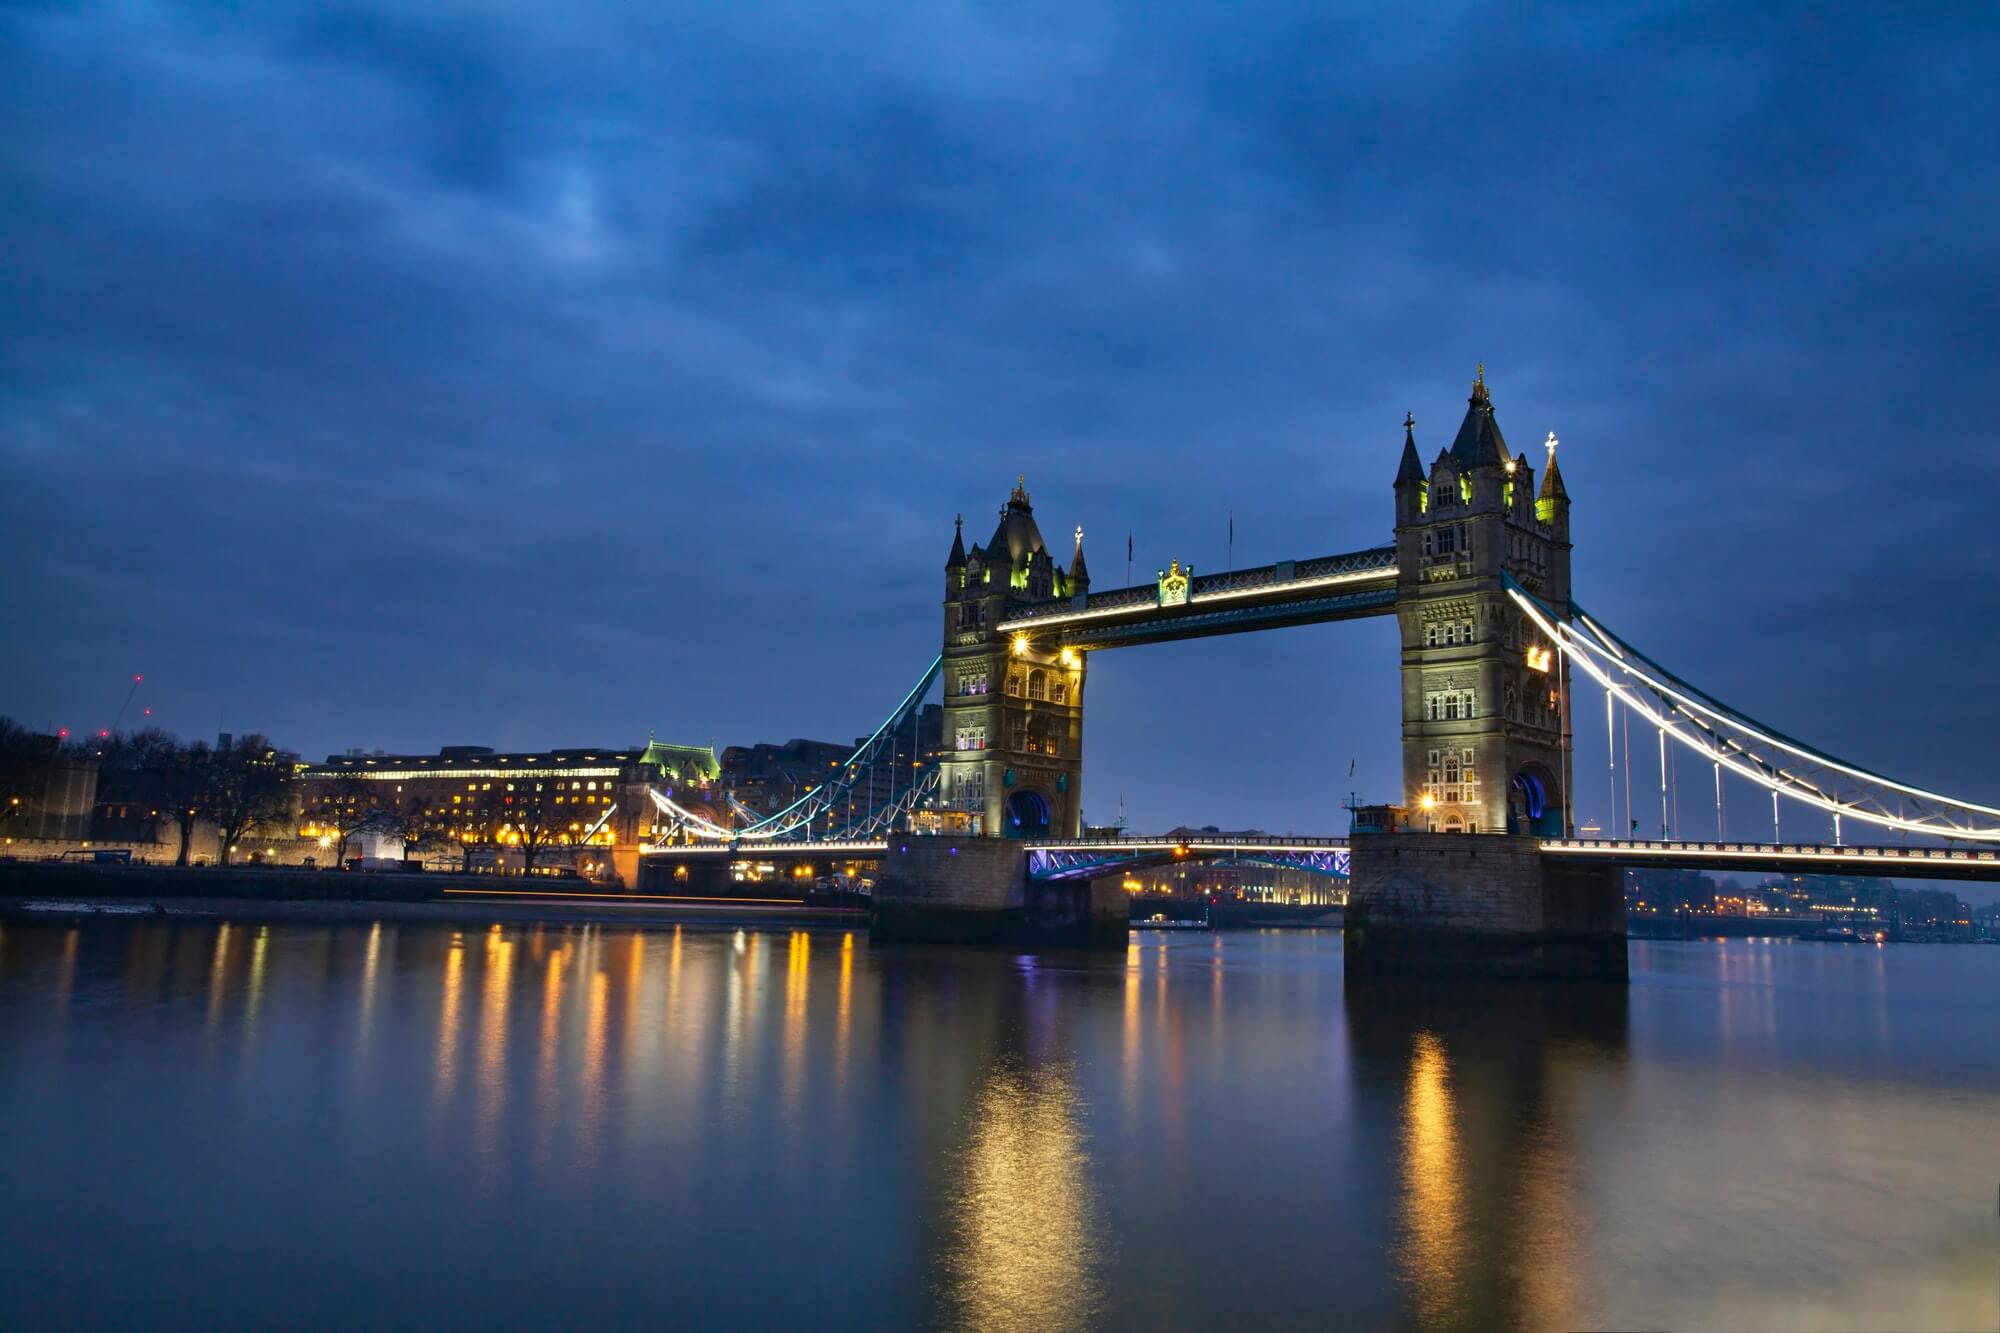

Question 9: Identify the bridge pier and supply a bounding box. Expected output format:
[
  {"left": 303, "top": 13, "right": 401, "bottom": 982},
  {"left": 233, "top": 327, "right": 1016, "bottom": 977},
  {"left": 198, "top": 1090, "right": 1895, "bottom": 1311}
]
[
  {"left": 1345, "top": 832, "right": 1626, "bottom": 982},
  {"left": 871, "top": 837, "right": 1126, "bottom": 948}
]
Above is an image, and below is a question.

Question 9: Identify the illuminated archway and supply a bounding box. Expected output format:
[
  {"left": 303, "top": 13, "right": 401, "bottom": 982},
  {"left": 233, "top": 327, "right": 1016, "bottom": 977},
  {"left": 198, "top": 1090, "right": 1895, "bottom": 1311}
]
[{"left": 1005, "top": 789, "right": 1052, "bottom": 839}]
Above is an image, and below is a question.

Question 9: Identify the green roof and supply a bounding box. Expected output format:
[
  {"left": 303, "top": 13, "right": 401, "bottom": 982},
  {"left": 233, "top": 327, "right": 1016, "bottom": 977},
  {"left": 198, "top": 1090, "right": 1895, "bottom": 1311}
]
[{"left": 640, "top": 739, "right": 720, "bottom": 780}]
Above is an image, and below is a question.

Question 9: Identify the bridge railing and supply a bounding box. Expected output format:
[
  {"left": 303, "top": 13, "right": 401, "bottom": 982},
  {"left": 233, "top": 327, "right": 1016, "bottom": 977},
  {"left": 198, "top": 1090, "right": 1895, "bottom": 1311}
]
[
  {"left": 640, "top": 839, "right": 892, "bottom": 857},
  {"left": 1027, "top": 833, "right": 1351, "bottom": 850},
  {"left": 1541, "top": 838, "right": 2000, "bottom": 863}
]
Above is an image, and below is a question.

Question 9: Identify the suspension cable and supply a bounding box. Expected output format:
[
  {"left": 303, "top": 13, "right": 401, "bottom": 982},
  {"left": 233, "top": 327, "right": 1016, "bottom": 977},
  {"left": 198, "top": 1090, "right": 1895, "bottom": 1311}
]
[{"left": 1507, "top": 579, "right": 2000, "bottom": 842}]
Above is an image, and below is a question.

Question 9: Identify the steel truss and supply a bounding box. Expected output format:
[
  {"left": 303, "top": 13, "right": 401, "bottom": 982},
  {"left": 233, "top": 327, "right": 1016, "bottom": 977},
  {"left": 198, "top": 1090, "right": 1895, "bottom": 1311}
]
[{"left": 651, "top": 654, "right": 942, "bottom": 842}]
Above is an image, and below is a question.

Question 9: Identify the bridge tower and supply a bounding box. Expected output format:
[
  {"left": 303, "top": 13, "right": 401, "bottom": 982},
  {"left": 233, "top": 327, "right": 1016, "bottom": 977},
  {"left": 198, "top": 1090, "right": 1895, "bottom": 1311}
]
[
  {"left": 940, "top": 480, "right": 1089, "bottom": 838},
  {"left": 1392, "top": 369, "right": 1573, "bottom": 836}
]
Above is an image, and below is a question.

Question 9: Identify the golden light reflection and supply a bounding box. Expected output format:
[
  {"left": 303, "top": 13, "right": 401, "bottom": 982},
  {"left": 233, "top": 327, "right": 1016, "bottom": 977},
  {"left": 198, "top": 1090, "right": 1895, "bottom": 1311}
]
[
  {"left": 666, "top": 925, "right": 683, "bottom": 1022},
  {"left": 1121, "top": 944, "right": 1141, "bottom": 1122},
  {"left": 534, "top": 943, "right": 568, "bottom": 1164},
  {"left": 204, "top": 924, "right": 231, "bottom": 1036},
  {"left": 780, "top": 924, "right": 812, "bottom": 1096},
  {"left": 781, "top": 931, "right": 810, "bottom": 1121},
  {"left": 1399, "top": 1031, "right": 1465, "bottom": 1326},
  {"left": 835, "top": 932, "right": 854, "bottom": 1080},
  {"left": 435, "top": 937, "right": 464, "bottom": 1108},
  {"left": 356, "top": 923, "right": 383, "bottom": 1060},
  {"left": 722, "top": 931, "right": 759, "bottom": 1099},
  {"left": 624, "top": 931, "right": 645, "bottom": 1034},
  {"left": 476, "top": 928, "right": 514, "bottom": 1153},
  {"left": 578, "top": 967, "right": 609, "bottom": 1160},
  {"left": 942, "top": 1059, "right": 1101, "bottom": 1332},
  {"left": 243, "top": 926, "right": 269, "bottom": 1040}
]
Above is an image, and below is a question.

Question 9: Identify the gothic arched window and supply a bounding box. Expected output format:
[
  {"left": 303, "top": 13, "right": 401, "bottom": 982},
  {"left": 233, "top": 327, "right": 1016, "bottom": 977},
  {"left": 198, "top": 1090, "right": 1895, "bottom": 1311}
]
[{"left": 1027, "top": 670, "right": 1047, "bottom": 701}]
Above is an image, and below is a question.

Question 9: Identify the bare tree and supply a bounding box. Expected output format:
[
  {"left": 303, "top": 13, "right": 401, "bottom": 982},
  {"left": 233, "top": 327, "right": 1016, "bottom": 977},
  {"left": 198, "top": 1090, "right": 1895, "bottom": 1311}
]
[
  {"left": 399, "top": 793, "right": 460, "bottom": 870},
  {"left": 144, "top": 738, "right": 213, "bottom": 866},
  {"left": 210, "top": 735, "right": 293, "bottom": 866},
  {"left": 316, "top": 773, "right": 387, "bottom": 868},
  {"left": 97, "top": 728, "right": 180, "bottom": 848},
  {"left": 507, "top": 780, "right": 566, "bottom": 876}
]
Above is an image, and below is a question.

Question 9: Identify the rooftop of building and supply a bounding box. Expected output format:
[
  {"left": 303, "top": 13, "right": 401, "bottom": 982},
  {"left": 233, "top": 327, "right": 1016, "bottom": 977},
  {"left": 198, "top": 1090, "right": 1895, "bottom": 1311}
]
[{"left": 307, "top": 741, "right": 718, "bottom": 783}]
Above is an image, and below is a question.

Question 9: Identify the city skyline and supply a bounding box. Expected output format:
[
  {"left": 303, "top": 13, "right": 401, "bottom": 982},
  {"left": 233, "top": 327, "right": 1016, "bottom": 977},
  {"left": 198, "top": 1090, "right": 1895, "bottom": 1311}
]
[{"left": 5, "top": 3, "right": 1999, "bottom": 843}]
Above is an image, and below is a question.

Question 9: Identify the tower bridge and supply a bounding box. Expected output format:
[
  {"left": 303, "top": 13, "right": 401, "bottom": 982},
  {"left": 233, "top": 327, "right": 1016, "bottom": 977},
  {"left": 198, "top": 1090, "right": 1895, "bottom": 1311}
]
[{"left": 641, "top": 367, "right": 2000, "bottom": 976}]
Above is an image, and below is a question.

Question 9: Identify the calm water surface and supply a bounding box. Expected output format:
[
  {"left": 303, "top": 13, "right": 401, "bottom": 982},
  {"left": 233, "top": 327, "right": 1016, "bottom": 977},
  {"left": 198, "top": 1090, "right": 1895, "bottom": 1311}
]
[{"left": 1, "top": 919, "right": 1995, "bottom": 1330}]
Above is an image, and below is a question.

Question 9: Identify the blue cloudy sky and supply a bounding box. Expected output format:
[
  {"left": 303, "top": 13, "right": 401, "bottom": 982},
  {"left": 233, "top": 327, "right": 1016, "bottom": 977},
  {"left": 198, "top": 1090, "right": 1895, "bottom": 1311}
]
[{"left": 3, "top": 1, "right": 1998, "bottom": 838}]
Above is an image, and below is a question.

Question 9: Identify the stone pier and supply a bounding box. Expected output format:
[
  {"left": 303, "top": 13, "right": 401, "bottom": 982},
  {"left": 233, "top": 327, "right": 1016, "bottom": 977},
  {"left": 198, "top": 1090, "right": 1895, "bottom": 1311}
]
[
  {"left": 1344, "top": 831, "right": 1626, "bottom": 981},
  {"left": 870, "top": 837, "right": 1127, "bottom": 948}
]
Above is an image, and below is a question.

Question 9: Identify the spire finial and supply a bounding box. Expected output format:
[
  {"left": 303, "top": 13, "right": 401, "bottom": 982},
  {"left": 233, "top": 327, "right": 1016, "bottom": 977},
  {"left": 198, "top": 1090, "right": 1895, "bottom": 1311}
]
[
  {"left": 1545, "top": 430, "right": 1558, "bottom": 459},
  {"left": 1403, "top": 410, "right": 1415, "bottom": 434},
  {"left": 1471, "top": 362, "right": 1488, "bottom": 405},
  {"left": 1009, "top": 475, "right": 1031, "bottom": 508},
  {"left": 955, "top": 513, "right": 962, "bottom": 533}
]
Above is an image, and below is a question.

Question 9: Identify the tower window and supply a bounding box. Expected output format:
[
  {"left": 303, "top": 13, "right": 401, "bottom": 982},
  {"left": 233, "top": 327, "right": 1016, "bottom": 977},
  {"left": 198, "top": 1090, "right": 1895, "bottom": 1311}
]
[{"left": 1425, "top": 689, "right": 1477, "bottom": 721}]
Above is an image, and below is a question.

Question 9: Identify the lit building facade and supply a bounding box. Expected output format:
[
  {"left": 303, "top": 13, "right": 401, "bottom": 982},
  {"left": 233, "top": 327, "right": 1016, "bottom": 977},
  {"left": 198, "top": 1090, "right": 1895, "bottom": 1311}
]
[
  {"left": 1393, "top": 369, "right": 1573, "bottom": 835},
  {"left": 299, "top": 739, "right": 718, "bottom": 879},
  {"left": 939, "top": 480, "right": 1089, "bottom": 838}
]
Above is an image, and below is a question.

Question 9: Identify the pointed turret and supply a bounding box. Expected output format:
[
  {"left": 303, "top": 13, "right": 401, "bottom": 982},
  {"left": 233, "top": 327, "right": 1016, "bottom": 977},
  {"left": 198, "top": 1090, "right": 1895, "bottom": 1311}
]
[
  {"left": 1394, "top": 412, "right": 1428, "bottom": 526},
  {"left": 1068, "top": 525, "right": 1090, "bottom": 590},
  {"left": 1395, "top": 411, "right": 1424, "bottom": 484},
  {"left": 1448, "top": 363, "right": 1511, "bottom": 471},
  {"left": 1537, "top": 433, "right": 1569, "bottom": 504},
  {"left": 946, "top": 513, "right": 966, "bottom": 569}
]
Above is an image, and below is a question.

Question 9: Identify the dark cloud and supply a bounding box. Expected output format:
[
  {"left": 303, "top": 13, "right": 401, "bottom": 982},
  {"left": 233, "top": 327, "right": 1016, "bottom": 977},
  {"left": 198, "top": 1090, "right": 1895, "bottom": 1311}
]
[{"left": 4, "top": 1, "right": 1999, "bottom": 857}]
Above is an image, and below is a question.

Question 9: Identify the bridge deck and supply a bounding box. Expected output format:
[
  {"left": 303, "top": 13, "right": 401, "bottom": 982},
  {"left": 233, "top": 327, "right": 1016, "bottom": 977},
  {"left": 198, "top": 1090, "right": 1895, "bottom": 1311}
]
[
  {"left": 639, "top": 836, "right": 2000, "bottom": 883},
  {"left": 995, "top": 545, "right": 1398, "bottom": 650},
  {"left": 1542, "top": 839, "right": 2000, "bottom": 881}
]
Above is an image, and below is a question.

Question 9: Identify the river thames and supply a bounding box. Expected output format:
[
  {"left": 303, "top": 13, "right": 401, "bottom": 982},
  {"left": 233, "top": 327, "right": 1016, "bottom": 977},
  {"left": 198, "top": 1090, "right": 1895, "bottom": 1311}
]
[{"left": 1, "top": 919, "right": 1994, "bottom": 1330}]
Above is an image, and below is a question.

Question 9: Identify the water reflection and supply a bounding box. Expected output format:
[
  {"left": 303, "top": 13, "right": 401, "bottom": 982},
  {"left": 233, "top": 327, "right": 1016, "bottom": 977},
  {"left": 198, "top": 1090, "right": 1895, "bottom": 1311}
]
[
  {"left": 3, "top": 923, "right": 1997, "bottom": 1331},
  {"left": 203, "top": 922, "right": 230, "bottom": 1037},
  {"left": 355, "top": 922, "right": 383, "bottom": 1060},
  {"left": 578, "top": 962, "right": 610, "bottom": 1162},
  {"left": 1399, "top": 1030, "right": 1465, "bottom": 1325},
  {"left": 1347, "top": 980, "right": 1625, "bottom": 1331},
  {"left": 475, "top": 927, "right": 513, "bottom": 1155},
  {"left": 939, "top": 1056, "right": 1101, "bottom": 1332},
  {"left": 534, "top": 939, "right": 568, "bottom": 1164},
  {"left": 781, "top": 931, "right": 810, "bottom": 1123},
  {"left": 243, "top": 925, "right": 269, "bottom": 1042}
]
